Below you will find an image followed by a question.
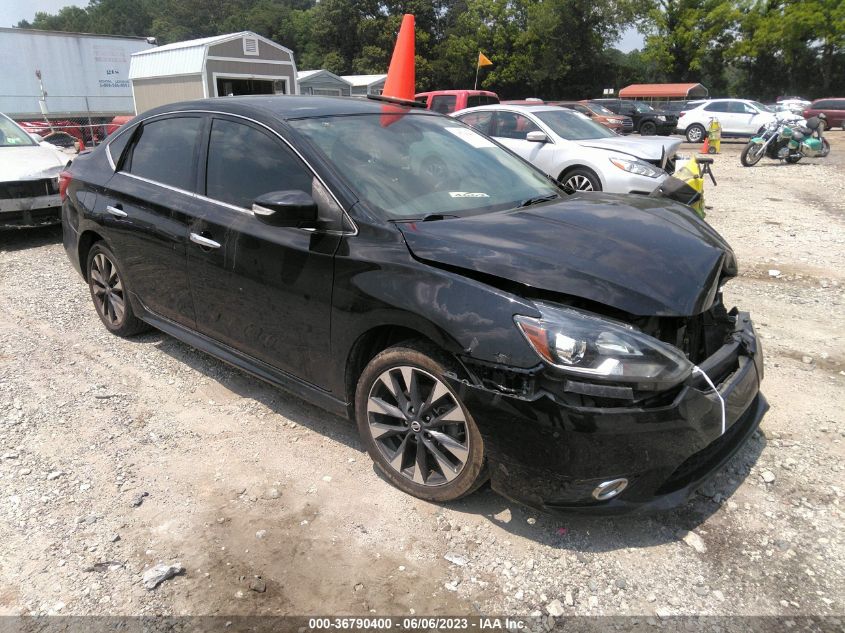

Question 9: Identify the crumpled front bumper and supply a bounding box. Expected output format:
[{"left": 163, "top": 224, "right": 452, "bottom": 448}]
[
  {"left": 448, "top": 312, "right": 768, "bottom": 514},
  {"left": 0, "top": 194, "right": 62, "bottom": 229}
]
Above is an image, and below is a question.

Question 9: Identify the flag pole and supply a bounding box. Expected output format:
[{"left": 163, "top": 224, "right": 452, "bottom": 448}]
[{"left": 474, "top": 52, "right": 480, "bottom": 90}]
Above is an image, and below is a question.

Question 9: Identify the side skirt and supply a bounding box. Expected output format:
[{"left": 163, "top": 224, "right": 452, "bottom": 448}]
[{"left": 134, "top": 296, "right": 350, "bottom": 419}]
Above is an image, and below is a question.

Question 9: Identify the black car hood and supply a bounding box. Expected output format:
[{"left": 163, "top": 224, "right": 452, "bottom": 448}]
[{"left": 398, "top": 193, "right": 737, "bottom": 317}]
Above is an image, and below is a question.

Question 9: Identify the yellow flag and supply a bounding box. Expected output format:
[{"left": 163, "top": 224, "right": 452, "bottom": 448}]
[{"left": 477, "top": 52, "right": 493, "bottom": 67}]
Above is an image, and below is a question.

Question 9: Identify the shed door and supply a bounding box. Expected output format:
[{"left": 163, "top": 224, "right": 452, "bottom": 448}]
[{"left": 216, "top": 77, "right": 275, "bottom": 96}]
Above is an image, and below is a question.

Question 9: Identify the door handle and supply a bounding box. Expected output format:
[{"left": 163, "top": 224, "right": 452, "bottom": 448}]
[
  {"left": 190, "top": 232, "right": 221, "bottom": 249},
  {"left": 105, "top": 205, "right": 127, "bottom": 218}
]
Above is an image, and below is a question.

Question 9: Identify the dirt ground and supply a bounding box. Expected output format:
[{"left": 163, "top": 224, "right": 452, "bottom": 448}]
[{"left": 0, "top": 131, "right": 843, "bottom": 623}]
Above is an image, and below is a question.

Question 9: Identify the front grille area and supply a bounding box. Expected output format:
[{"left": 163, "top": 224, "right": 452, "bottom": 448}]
[{"left": 0, "top": 179, "right": 58, "bottom": 200}]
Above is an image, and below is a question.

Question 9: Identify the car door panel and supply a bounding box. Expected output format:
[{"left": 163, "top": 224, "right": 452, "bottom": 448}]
[
  {"left": 185, "top": 116, "right": 342, "bottom": 388},
  {"left": 99, "top": 174, "right": 201, "bottom": 327},
  {"left": 96, "top": 114, "right": 205, "bottom": 328}
]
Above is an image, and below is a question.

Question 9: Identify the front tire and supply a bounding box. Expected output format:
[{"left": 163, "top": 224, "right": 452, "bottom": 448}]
[
  {"left": 355, "top": 342, "right": 487, "bottom": 502},
  {"left": 740, "top": 142, "right": 765, "bottom": 167},
  {"left": 559, "top": 168, "right": 602, "bottom": 194},
  {"left": 86, "top": 243, "right": 149, "bottom": 337},
  {"left": 639, "top": 121, "right": 657, "bottom": 136},
  {"left": 686, "top": 124, "right": 706, "bottom": 143}
]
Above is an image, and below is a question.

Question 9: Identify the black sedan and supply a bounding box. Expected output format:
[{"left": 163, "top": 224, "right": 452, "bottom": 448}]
[{"left": 60, "top": 96, "right": 767, "bottom": 513}]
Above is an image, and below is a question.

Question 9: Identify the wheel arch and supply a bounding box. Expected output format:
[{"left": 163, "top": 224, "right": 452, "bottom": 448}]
[
  {"left": 558, "top": 164, "right": 604, "bottom": 190},
  {"left": 343, "top": 321, "right": 464, "bottom": 418},
  {"left": 77, "top": 230, "right": 106, "bottom": 281}
]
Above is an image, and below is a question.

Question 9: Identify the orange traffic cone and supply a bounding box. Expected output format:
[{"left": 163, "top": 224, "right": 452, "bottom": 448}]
[
  {"left": 700, "top": 135, "right": 710, "bottom": 154},
  {"left": 382, "top": 14, "right": 415, "bottom": 102}
]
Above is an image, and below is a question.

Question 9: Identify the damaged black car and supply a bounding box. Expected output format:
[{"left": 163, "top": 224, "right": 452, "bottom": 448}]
[{"left": 61, "top": 96, "right": 767, "bottom": 514}]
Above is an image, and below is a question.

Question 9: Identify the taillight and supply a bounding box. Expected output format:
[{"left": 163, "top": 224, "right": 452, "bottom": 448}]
[
  {"left": 58, "top": 170, "right": 72, "bottom": 201},
  {"left": 679, "top": 111, "right": 687, "bottom": 117}
]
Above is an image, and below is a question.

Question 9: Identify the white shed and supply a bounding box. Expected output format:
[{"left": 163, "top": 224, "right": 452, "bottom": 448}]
[
  {"left": 297, "top": 70, "right": 353, "bottom": 97},
  {"left": 341, "top": 74, "right": 387, "bottom": 96},
  {"left": 129, "top": 31, "right": 298, "bottom": 114}
]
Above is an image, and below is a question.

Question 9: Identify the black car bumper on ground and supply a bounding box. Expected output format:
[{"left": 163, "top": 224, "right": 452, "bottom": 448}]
[{"left": 448, "top": 312, "right": 767, "bottom": 514}]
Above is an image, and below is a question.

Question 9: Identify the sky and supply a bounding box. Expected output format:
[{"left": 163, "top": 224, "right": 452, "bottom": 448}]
[
  {"left": 3, "top": 0, "right": 79, "bottom": 27},
  {"left": 4, "top": 0, "right": 645, "bottom": 50}
]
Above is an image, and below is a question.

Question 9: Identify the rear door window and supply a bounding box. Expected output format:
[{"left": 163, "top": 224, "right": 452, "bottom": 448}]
[
  {"left": 205, "top": 118, "right": 313, "bottom": 209},
  {"left": 124, "top": 116, "right": 203, "bottom": 191},
  {"left": 704, "top": 102, "right": 730, "bottom": 113},
  {"left": 430, "top": 95, "right": 457, "bottom": 114},
  {"left": 456, "top": 111, "right": 494, "bottom": 135}
]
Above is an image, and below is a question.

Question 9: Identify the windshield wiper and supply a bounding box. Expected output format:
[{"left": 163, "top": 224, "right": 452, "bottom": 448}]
[
  {"left": 517, "top": 194, "right": 559, "bottom": 208},
  {"left": 390, "top": 213, "right": 459, "bottom": 223}
]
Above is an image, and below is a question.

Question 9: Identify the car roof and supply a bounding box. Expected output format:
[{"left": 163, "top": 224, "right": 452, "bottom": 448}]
[
  {"left": 139, "top": 95, "right": 438, "bottom": 121},
  {"left": 415, "top": 90, "right": 496, "bottom": 96},
  {"left": 455, "top": 104, "right": 563, "bottom": 114}
]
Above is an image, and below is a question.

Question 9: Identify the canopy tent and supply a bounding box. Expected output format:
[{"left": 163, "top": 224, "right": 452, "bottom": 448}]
[{"left": 618, "top": 83, "right": 709, "bottom": 99}]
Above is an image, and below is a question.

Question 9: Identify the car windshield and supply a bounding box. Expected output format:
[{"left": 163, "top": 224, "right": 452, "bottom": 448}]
[
  {"left": 633, "top": 102, "right": 656, "bottom": 113},
  {"left": 751, "top": 101, "right": 772, "bottom": 112},
  {"left": 588, "top": 103, "right": 615, "bottom": 116},
  {"left": 290, "top": 113, "right": 559, "bottom": 220},
  {"left": 0, "top": 114, "right": 37, "bottom": 147},
  {"left": 533, "top": 109, "right": 616, "bottom": 140}
]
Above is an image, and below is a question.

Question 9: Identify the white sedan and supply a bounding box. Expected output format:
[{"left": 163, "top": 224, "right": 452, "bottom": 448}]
[
  {"left": 1, "top": 112, "right": 69, "bottom": 229},
  {"left": 453, "top": 105, "right": 681, "bottom": 194}
]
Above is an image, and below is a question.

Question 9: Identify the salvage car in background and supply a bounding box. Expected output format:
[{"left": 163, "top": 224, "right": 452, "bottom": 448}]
[
  {"left": 454, "top": 104, "right": 680, "bottom": 193},
  {"left": 550, "top": 100, "right": 633, "bottom": 134},
  {"left": 590, "top": 99, "right": 677, "bottom": 136},
  {"left": 61, "top": 96, "right": 767, "bottom": 513},
  {"left": 1, "top": 113, "right": 68, "bottom": 229},
  {"left": 803, "top": 98, "right": 845, "bottom": 130}
]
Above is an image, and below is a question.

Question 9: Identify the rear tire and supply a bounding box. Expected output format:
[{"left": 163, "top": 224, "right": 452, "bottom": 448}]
[
  {"left": 86, "top": 243, "right": 149, "bottom": 337},
  {"left": 740, "top": 142, "right": 765, "bottom": 167},
  {"left": 355, "top": 341, "right": 487, "bottom": 503},
  {"left": 686, "top": 124, "right": 706, "bottom": 143}
]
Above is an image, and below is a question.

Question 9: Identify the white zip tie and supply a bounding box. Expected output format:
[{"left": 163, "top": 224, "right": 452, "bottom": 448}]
[{"left": 693, "top": 365, "right": 726, "bottom": 435}]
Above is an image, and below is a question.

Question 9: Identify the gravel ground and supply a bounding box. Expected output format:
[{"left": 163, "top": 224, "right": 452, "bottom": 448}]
[{"left": 0, "top": 132, "right": 843, "bottom": 623}]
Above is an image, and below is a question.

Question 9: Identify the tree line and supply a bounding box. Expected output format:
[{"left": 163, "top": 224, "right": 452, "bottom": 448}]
[{"left": 17, "top": 0, "right": 845, "bottom": 100}]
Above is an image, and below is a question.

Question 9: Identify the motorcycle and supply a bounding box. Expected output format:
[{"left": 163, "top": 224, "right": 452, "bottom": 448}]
[{"left": 741, "top": 115, "right": 830, "bottom": 167}]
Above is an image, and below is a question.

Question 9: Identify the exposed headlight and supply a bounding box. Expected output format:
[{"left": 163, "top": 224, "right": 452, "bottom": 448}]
[
  {"left": 514, "top": 303, "right": 692, "bottom": 389},
  {"left": 657, "top": 115, "right": 667, "bottom": 121},
  {"left": 609, "top": 156, "right": 664, "bottom": 178}
]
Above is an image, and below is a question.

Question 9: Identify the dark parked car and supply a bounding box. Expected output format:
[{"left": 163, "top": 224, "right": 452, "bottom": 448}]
[
  {"left": 803, "top": 98, "right": 845, "bottom": 130},
  {"left": 550, "top": 100, "right": 634, "bottom": 134},
  {"left": 61, "top": 96, "right": 767, "bottom": 513},
  {"left": 590, "top": 99, "right": 677, "bottom": 136}
]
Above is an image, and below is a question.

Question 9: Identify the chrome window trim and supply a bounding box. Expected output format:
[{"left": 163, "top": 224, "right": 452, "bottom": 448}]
[{"left": 110, "top": 108, "right": 357, "bottom": 235}]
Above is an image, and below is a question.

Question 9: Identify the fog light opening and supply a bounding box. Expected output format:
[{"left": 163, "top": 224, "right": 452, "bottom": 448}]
[{"left": 592, "top": 478, "right": 628, "bottom": 501}]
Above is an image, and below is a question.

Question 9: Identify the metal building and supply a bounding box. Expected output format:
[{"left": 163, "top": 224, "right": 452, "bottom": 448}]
[
  {"left": 341, "top": 74, "right": 387, "bottom": 96},
  {"left": 129, "top": 31, "right": 298, "bottom": 114},
  {"left": 0, "top": 27, "right": 154, "bottom": 119},
  {"left": 297, "top": 70, "right": 352, "bottom": 97}
]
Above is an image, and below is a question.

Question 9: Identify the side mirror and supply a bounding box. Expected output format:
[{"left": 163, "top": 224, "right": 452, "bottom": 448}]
[
  {"left": 526, "top": 131, "right": 549, "bottom": 143},
  {"left": 252, "top": 190, "right": 317, "bottom": 228}
]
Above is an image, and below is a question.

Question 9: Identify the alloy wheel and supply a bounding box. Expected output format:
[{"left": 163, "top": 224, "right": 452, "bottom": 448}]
[
  {"left": 90, "top": 253, "right": 125, "bottom": 327},
  {"left": 563, "top": 174, "right": 595, "bottom": 192},
  {"left": 366, "top": 366, "right": 470, "bottom": 486}
]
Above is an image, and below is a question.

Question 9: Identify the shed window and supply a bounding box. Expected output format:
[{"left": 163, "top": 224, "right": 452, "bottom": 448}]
[{"left": 243, "top": 37, "right": 259, "bottom": 56}]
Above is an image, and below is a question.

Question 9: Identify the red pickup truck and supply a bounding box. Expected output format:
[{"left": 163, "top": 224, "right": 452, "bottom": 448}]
[{"left": 414, "top": 90, "right": 499, "bottom": 114}]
